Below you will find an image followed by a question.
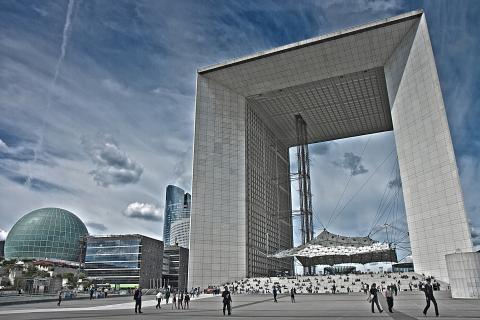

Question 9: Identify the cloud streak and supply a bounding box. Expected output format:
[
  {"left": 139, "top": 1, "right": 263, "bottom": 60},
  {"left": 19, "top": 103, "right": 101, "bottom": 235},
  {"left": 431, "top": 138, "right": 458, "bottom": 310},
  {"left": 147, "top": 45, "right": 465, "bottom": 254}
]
[
  {"left": 28, "top": 0, "right": 76, "bottom": 186},
  {"left": 86, "top": 222, "right": 107, "bottom": 232}
]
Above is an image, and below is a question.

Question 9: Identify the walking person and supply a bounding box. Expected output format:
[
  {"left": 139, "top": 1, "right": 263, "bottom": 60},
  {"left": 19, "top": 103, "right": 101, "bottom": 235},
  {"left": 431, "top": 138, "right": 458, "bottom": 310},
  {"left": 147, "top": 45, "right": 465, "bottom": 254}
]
[
  {"left": 179, "top": 291, "right": 184, "bottom": 309},
  {"left": 290, "top": 288, "right": 295, "bottom": 303},
  {"left": 368, "top": 283, "right": 383, "bottom": 314},
  {"left": 222, "top": 286, "right": 232, "bottom": 316},
  {"left": 185, "top": 292, "right": 190, "bottom": 309},
  {"left": 134, "top": 286, "right": 143, "bottom": 314},
  {"left": 423, "top": 278, "right": 439, "bottom": 317},
  {"left": 165, "top": 289, "right": 170, "bottom": 305},
  {"left": 57, "top": 290, "right": 63, "bottom": 306},
  {"left": 155, "top": 290, "right": 163, "bottom": 309},
  {"left": 273, "top": 286, "right": 278, "bottom": 303},
  {"left": 89, "top": 287, "right": 94, "bottom": 300},
  {"left": 385, "top": 285, "right": 394, "bottom": 313},
  {"left": 172, "top": 291, "right": 177, "bottom": 309}
]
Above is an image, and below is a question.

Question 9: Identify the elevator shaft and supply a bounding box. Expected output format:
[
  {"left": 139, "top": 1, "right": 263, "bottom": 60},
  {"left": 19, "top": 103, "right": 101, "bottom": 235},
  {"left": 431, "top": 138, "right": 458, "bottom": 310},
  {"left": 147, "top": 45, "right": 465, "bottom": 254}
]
[{"left": 295, "top": 114, "right": 315, "bottom": 275}]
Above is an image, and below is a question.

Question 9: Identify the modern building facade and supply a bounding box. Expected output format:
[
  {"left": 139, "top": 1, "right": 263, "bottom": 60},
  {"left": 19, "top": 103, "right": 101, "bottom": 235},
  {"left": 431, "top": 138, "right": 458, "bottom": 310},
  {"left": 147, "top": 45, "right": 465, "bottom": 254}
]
[
  {"left": 0, "top": 240, "right": 4, "bottom": 260},
  {"left": 163, "top": 185, "right": 191, "bottom": 246},
  {"left": 163, "top": 245, "right": 189, "bottom": 292},
  {"left": 84, "top": 235, "right": 163, "bottom": 289},
  {"left": 189, "top": 10, "right": 474, "bottom": 289},
  {"left": 4, "top": 208, "right": 89, "bottom": 263},
  {"left": 170, "top": 218, "right": 190, "bottom": 248}
]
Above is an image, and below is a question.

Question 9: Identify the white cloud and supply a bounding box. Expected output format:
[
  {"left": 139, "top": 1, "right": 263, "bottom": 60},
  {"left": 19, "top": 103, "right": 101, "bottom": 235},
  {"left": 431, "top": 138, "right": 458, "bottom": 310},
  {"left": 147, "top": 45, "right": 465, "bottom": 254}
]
[
  {"left": 0, "top": 229, "right": 8, "bottom": 241},
  {"left": 0, "top": 139, "right": 7, "bottom": 151},
  {"left": 82, "top": 134, "right": 143, "bottom": 187},
  {"left": 101, "top": 78, "right": 131, "bottom": 97},
  {"left": 123, "top": 202, "right": 163, "bottom": 221}
]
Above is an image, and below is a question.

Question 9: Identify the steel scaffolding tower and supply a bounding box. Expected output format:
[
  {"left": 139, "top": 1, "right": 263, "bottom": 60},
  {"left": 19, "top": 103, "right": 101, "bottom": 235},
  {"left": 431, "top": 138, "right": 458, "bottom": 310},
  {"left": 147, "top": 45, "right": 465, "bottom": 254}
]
[{"left": 295, "top": 114, "right": 315, "bottom": 275}]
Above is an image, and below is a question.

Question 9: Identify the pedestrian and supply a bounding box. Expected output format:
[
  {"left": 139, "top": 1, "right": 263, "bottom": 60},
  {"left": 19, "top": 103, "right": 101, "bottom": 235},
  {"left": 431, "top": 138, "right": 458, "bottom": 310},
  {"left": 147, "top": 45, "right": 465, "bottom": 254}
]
[
  {"left": 385, "top": 285, "right": 394, "bottom": 313},
  {"left": 185, "top": 292, "right": 190, "bottom": 309},
  {"left": 290, "top": 288, "right": 295, "bottom": 303},
  {"left": 172, "top": 291, "right": 177, "bottom": 309},
  {"left": 104, "top": 287, "right": 108, "bottom": 298},
  {"left": 165, "top": 289, "right": 170, "bottom": 304},
  {"left": 57, "top": 290, "right": 62, "bottom": 306},
  {"left": 179, "top": 291, "right": 184, "bottom": 309},
  {"left": 134, "top": 286, "right": 143, "bottom": 314},
  {"left": 273, "top": 286, "right": 278, "bottom": 303},
  {"left": 155, "top": 290, "right": 163, "bottom": 309},
  {"left": 368, "top": 283, "right": 383, "bottom": 314},
  {"left": 89, "top": 287, "right": 94, "bottom": 300},
  {"left": 422, "top": 278, "right": 439, "bottom": 317},
  {"left": 222, "top": 286, "right": 232, "bottom": 316}
]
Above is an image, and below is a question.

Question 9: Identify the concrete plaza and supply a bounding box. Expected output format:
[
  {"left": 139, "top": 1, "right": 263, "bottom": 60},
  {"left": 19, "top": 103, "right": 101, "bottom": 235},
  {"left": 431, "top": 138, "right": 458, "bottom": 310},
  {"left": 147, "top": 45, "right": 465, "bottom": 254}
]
[{"left": 0, "top": 291, "right": 478, "bottom": 320}]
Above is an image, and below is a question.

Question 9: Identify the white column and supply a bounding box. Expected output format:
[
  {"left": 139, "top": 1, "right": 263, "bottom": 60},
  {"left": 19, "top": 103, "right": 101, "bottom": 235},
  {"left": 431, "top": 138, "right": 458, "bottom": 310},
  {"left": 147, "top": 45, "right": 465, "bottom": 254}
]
[
  {"left": 385, "top": 15, "right": 473, "bottom": 282},
  {"left": 189, "top": 75, "right": 247, "bottom": 288}
]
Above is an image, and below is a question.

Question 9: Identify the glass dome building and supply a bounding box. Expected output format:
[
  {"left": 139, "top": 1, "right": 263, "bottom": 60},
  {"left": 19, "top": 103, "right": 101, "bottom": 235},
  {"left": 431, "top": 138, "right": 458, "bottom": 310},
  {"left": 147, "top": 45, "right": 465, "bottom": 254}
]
[{"left": 4, "top": 208, "right": 89, "bottom": 263}]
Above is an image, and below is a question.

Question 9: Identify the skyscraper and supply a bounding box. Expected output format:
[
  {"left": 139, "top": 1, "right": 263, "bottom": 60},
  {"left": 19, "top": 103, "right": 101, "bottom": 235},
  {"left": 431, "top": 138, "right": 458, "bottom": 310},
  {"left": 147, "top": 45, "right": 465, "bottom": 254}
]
[{"left": 163, "top": 185, "right": 191, "bottom": 246}]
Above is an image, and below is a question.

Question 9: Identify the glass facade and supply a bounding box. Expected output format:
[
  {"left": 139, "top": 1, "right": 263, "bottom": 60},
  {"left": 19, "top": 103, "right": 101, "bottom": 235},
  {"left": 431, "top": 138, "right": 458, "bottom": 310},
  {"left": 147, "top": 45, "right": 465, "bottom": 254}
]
[
  {"left": 4, "top": 208, "right": 88, "bottom": 262},
  {"left": 163, "top": 185, "right": 191, "bottom": 245},
  {"left": 85, "top": 236, "right": 142, "bottom": 284}
]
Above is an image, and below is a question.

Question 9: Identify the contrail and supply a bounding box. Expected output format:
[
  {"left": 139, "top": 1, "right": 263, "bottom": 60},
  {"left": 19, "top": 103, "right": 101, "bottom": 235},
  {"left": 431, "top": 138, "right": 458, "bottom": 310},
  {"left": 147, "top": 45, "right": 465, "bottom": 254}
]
[{"left": 26, "top": 0, "right": 76, "bottom": 186}]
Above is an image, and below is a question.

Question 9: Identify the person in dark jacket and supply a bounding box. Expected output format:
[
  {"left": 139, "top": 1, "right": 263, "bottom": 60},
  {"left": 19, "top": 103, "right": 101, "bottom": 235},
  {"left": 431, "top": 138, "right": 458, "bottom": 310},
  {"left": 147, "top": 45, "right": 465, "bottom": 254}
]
[
  {"left": 178, "top": 291, "right": 184, "bottom": 309},
  {"left": 290, "top": 288, "right": 295, "bottom": 303},
  {"left": 273, "top": 286, "right": 278, "bottom": 302},
  {"left": 423, "top": 278, "right": 439, "bottom": 317},
  {"left": 57, "top": 291, "right": 62, "bottom": 306},
  {"left": 184, "top": 292, "right": 190, "bottom": 309},
  {"left": 222, "top": 286, "right": 232, "bottom": 316},
  {"left": 133, "top": 287, "right": 143, "bottom": 314},
  {"left": 368, "top": 283, "right": 383, "bottom": 313},
  {"left": 385, "top": 285, "right": 394, "bottom": 313},
  {"left": 165, "top": 289, "right": 170, "bottom": 304}
]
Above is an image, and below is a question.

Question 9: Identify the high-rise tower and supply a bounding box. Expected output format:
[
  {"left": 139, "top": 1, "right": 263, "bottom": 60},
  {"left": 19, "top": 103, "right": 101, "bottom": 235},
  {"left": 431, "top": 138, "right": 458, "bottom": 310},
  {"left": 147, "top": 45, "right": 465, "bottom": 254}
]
[{"left": 163, "top": 185, "right": 191, "bottom": 247}]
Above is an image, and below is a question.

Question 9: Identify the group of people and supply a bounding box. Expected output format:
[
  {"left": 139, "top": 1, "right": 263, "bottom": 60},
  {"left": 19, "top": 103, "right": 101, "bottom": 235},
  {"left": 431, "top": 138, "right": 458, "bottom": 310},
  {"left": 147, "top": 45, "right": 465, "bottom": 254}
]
[
  {"left": 155, "top": 289, "right": 191, "bottom": 310},
  {"left": 367, "top": 278, "right": 439, "bottom": 317},
  {"left": 132, "top": 287, "right": 192, "bottom": 314}
]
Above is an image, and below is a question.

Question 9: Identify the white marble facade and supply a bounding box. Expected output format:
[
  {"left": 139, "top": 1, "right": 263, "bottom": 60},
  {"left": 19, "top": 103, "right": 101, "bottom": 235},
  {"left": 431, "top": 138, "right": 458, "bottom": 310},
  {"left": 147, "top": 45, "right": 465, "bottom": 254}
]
[{"left": 189, "top": 10, "right": 474, "bottom": 289}]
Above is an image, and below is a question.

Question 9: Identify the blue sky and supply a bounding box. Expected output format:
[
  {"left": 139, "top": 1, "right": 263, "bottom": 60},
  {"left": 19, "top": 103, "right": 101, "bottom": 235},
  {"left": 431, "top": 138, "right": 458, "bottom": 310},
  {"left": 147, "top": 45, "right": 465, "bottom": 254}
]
[{"left": 0, "top": 0, "right": 479, "bottom": 259}]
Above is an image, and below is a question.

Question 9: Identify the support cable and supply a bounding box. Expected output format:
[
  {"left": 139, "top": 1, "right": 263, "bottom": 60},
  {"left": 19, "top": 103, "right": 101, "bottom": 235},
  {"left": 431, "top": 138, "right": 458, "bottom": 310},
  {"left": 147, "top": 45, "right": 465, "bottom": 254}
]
[
  {"left": 328, "top": 147, "right": 396, "bottom": 227},
  {"left": 326, "top": 136, "right": 371, "bottom": 228}
]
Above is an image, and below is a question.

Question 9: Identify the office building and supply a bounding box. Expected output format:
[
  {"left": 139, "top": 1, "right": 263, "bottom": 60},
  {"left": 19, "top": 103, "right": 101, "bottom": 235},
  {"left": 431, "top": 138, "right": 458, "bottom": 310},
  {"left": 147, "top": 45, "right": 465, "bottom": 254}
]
[
  {"left": 163, "top": 185, "right": 191, "bottom": 246},
  {"left": 163, "top": 245, "right": 189, "bottom": 292},
  {"left": 84, "top": 234, "right": 163, "bottom": 289},
  {"left": 170, "top": 218, "right": 190, "bottom": 248}
]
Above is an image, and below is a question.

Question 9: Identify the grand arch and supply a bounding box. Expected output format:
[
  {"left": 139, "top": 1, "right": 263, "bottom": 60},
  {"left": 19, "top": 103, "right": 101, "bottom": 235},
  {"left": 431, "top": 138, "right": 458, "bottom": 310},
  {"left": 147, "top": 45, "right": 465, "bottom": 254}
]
[{"left": 188, "top": 10, "right": 473, "bottom": 289}]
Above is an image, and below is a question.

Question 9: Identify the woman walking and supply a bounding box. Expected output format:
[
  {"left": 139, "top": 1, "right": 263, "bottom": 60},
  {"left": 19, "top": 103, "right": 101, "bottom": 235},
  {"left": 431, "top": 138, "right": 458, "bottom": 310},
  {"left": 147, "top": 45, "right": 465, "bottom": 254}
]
[
  {"left": 155, "top": 290, "right": 163, "bottom": 309},
  {"left": 178, "top": 291, "right": 184, "bottom": 309},
  {"left": 171, "top": 291, "right": 177, "bottom": 309},
  {"left": 368, "top": 283, "right": 383, "bottom": 314}
]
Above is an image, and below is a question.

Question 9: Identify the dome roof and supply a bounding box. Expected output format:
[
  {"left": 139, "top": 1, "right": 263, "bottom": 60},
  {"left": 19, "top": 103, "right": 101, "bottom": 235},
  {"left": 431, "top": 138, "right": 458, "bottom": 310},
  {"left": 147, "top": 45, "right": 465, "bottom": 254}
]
[{"left": 4, "top": 208, "right": 89, "bottom": 262}]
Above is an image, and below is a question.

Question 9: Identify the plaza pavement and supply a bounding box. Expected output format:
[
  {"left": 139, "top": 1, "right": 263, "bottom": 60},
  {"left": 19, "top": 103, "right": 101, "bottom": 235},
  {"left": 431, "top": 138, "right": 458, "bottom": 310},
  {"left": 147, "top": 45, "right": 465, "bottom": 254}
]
[{"left": 0, "top": 291, "right": 478, "bottom": 319}]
